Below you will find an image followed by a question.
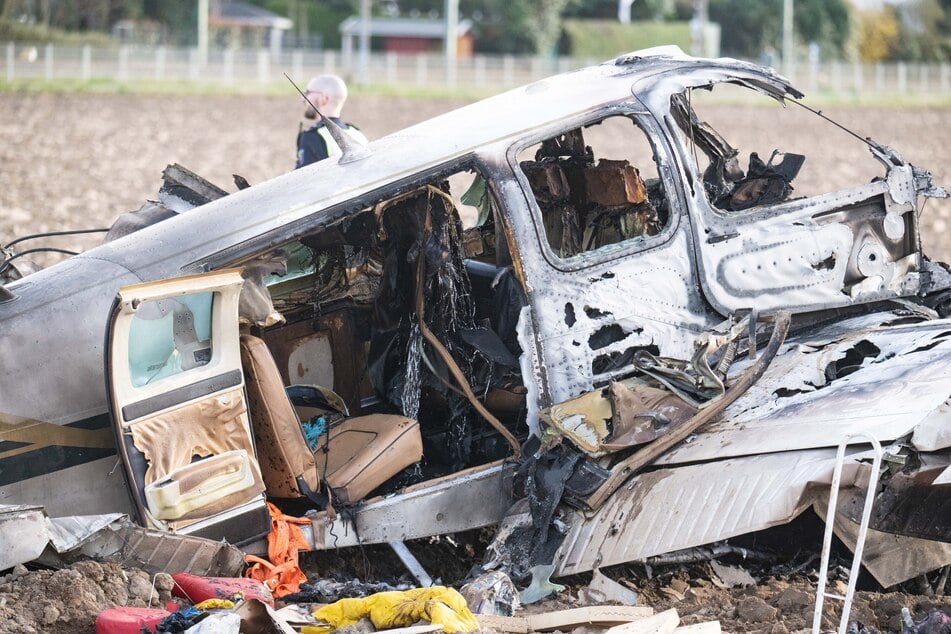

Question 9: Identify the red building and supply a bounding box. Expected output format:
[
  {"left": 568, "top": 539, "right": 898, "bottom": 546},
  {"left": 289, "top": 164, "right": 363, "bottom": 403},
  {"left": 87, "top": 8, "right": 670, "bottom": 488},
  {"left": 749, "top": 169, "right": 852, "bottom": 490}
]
[{"left": 339, "top": 17, "right": 474, "bottom": 58}]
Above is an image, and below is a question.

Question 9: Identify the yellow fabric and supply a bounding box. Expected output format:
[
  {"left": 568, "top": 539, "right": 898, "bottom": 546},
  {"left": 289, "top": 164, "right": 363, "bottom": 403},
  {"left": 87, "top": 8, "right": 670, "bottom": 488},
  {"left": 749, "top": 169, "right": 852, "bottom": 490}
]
[
  {"left": 195, "top": 598, "right": 235, "bottom": 610},
  {"left": 308, "top": 587, "right": 480, "bottom": 633}
]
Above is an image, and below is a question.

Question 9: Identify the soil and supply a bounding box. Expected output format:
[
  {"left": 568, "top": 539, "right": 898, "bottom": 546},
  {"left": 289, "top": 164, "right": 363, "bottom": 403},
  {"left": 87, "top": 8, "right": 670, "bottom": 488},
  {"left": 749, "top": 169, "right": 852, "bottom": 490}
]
[
  {"left": 0, "top": 561, "right": 177, "bottom": 633},
  {"left": 1, "top": 94, "right": 950, "bottom": 262}
]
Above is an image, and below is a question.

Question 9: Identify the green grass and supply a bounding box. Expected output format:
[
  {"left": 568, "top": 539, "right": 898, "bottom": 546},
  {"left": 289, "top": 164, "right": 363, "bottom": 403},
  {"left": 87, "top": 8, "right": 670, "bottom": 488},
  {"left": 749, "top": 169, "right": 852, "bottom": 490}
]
[
  {"left": 1, "top": 75, "right": 949, "bottom": 107},
  {"left": 563, "top": 19, "right": 694, "bottom": 58},
  {"left": 0, "top": 77, "right": 501, "bottom": 99}
]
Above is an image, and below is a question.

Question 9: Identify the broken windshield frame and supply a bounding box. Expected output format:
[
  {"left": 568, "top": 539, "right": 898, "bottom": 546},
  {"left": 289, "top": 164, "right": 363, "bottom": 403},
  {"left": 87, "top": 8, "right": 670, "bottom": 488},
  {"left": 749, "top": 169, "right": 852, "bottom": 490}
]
[{"left": 668, "top": 82, "right": 890, "bottom": 222}]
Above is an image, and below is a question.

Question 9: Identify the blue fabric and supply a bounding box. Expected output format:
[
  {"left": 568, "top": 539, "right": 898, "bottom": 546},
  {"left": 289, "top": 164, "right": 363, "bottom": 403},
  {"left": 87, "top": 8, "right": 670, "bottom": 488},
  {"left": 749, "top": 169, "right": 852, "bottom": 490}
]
[
  {"left": 302, "top": 416, "right": 327, "bottom": 451},
  {"left": 155, "top": 606, "right": 203, "bottom": 633}
]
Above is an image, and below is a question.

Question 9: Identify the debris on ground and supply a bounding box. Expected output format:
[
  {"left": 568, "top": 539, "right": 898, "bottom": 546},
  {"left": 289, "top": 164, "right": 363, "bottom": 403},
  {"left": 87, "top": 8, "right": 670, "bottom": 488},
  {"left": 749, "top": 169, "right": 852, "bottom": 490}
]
[
  {"left": 0, "top": 552, "right": 949, "bottom": 634},
  {"left": 306, "top": 586, "right": 480, "bottom": 634},
  {"left": 0, "top": 561, "right": 176, "bottom": 633}
]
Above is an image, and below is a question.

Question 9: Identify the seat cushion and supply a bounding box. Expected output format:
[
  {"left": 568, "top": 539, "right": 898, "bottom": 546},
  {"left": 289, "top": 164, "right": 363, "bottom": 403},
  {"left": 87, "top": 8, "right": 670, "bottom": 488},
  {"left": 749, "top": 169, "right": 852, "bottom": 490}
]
[
  {"left": 240, "top": 334, "right": 319, "bottom": 498},
  {"left": 315, "top": 414, "right": 422, "bottom": 503}
]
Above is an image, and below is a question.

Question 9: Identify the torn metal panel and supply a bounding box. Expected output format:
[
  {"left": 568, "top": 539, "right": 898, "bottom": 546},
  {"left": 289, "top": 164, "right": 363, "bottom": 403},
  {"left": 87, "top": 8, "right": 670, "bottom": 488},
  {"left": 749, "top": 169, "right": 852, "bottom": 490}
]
[
  {"left": 842, "top": 457, "right": 951, "bottom": 543},
  {"left": 38, "top": 515, "right": 246, "bottom": 577},
  {"left": 912, "top": 397, "right": 951, "bottom": 451},
  {"left": 635, "top": 70, "right": 933, "bottom": 317},
  {"left": 523, "top": 228, "right": 712, "bottom": 408},
  {"left": 554, "top": 449, "right": 845, "bottom": 575},
  {"left": 656, "top": 315, "right": 951, "bottom": 466},
  {"left": 46, "top": 513, "right": 125, "bottom": 552},
  {"left": 517, "top": 305, "right": 543, "bottom": 436},
  {"left": 309, "top": 462, "right": 514, "bottom": 549},
  {"left": 813, "top": 492, "right": 951, "bottom": 588},
  {"left": 0, "top": 504, "right": 50, "bottom": 570},
  {"left": 541, "top": 387, "right": 614, "bottom": 454}
]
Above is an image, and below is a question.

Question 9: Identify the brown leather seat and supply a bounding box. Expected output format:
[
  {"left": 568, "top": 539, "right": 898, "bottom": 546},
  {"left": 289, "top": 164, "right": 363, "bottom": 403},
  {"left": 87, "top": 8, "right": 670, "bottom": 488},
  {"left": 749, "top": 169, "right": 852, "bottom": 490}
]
[
  {"left": 313, "top": 415, "right": 422, "bottom": 504},
  {"left": 240, "top": 334, "right": 422, "bottom": 504}
]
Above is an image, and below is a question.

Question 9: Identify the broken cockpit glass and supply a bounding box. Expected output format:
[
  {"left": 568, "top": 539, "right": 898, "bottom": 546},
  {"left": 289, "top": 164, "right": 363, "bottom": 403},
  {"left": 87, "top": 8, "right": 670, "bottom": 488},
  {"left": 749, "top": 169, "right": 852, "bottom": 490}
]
[{"left": 517, "top": 114, "right": 672, "bottom": 260}]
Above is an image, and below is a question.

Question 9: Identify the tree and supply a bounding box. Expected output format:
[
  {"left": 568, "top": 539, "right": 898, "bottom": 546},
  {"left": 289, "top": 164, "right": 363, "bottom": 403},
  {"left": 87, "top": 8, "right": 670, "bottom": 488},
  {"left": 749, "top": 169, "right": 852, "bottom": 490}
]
[
  {"left": 529, "top": 0, "right": 572, "bottom": 55},
  {"left": 708, "top": 0, "right": 780, "bottom": 59},
  {"left": 892, "top": 0, "right": 949, "bottom": 61},
  {"left": 856, "top": 6, "right": 899, "bottom": 62},
  {"left": 709, "top": 0, "right": 850, "bottom": 61}
]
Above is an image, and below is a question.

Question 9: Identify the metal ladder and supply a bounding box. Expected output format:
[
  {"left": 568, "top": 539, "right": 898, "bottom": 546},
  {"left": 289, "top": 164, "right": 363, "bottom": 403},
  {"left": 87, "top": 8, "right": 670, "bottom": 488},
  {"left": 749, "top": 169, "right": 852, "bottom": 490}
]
[{"left": 812, "top": 431, "right": 884, "bottom": 634}]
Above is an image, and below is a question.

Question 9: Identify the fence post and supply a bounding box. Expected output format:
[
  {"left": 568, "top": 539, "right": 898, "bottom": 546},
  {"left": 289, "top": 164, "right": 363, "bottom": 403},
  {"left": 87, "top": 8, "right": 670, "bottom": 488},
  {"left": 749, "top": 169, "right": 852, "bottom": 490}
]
[
  {"left": 897, "top": 62, "right": 907, "bottom": 96},
  {"left": 81, "top": 45, "right": 91, "bottom": 81},
  {"left": 44, "top": 43, "right": 53, "bottom": 80},
  {"left": 875, "top": 63, "right": 884, "bottom": 94},
  {"left": 386, "top": 52, "right": 397, "bottom": 85},
  {"left": 223, "top": 48, "right": 234, "bottom": 84},
  {"left": 324, "top": 50, "right": 336, "bottom": 74},
  {"left": 188, "top": 47, "right": 199, "bottom": 81},
  {"left": 446, "top": 52, "right": 457, "bottom": 87},
  {"left": 852, "top": 61, "right": 863, "bottom": 92},
  {"left": 5, "top": 42, "right": 13, "bottom": 81},
  {"left": 502, "top": 55, "right": 514, "bottom": 86},
  {"left": 415, "top": 54, "right": 427, "bottom": 85},
  {"left": 530, "top": 55, "right": 542, "bottom": 81},
  {"left": 474, "top": 55, "right": 486, "bottom": 86},
  {"left": 117, "top": 45, "right": 128, "bottom": 81},
  {"left": 257, "top": 48, "right": 269, "bottom": 83},
  {"left": 291, "top": 49, "right": 303, "bottom": 81},
  {"left": 941, "top": 63, "right": 949, "bottom": 95},
  {"left": 155, "top": 46, "right": 166, "bottom": 80},
  {"left": 920, "top": 64, "right": 929, "bottom": 95}
]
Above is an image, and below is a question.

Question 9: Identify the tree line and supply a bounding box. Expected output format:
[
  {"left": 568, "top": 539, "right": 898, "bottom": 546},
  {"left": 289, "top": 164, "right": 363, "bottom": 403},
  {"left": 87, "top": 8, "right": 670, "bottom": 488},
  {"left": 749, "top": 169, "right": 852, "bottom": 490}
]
[{"left": 1, "top": 0, "right": 950, "bottom": 62}]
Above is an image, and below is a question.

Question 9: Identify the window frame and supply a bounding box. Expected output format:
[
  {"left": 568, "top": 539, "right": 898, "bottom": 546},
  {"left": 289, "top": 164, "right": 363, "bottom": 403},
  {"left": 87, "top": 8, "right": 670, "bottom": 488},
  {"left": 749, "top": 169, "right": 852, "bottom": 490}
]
[{"left": 507, "top": 104, "right": 683, "bottom": 272}]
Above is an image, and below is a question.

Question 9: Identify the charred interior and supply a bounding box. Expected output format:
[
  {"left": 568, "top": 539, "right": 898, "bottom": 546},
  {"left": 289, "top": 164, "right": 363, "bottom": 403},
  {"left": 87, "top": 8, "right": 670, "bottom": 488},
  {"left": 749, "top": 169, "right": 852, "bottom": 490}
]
[{"left": 243, "top": 171, "right": 530, "bottom": 510}]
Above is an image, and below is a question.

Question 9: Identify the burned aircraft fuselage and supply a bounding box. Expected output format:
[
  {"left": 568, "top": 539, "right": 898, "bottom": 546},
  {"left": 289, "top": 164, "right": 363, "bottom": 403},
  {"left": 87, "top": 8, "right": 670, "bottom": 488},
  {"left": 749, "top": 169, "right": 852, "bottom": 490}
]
[{"left": 1, "top": 48, "right": 949, "bottom": 584}]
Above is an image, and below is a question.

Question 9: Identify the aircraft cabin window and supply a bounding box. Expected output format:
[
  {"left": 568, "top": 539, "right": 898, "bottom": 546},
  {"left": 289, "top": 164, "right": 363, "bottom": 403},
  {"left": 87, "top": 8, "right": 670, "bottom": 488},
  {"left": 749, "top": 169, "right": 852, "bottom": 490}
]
[
  {"left": 128, "top": 292, "right": 214, "bottom": 387},
  {"left": 517, "top": 114, "right": 671, "bottom": 259}
]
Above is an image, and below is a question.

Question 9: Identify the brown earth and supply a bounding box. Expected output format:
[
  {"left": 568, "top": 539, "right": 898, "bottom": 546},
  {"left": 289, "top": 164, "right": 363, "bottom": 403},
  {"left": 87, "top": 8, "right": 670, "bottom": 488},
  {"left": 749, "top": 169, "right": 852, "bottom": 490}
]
[
  {"left": 0, "top": 561, "right": 177, "bottom": 633},
  {"left": 1, "top": 94, "right": 951, "bottom": 261}
]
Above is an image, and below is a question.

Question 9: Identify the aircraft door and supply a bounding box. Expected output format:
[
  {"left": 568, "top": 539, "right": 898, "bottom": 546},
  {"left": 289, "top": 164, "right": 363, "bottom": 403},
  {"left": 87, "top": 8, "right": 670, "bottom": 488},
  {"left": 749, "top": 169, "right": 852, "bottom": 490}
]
[{"left": 105, "top": 270, "right": 269, "bottom": 544}]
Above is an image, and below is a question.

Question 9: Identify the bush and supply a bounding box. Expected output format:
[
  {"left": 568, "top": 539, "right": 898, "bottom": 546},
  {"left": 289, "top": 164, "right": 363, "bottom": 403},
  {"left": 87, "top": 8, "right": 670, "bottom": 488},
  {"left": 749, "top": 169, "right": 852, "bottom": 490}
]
[
  {"left": 0, "top": 19, "right": 117, "bottom": 46},
  {"left": 562, "top": 19, "right": 694, "bottom": 59}
]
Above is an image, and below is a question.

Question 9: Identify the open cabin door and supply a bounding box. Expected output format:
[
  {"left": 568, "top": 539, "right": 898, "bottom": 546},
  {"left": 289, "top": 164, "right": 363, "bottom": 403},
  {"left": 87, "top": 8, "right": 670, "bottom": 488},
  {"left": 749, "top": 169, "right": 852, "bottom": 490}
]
[{"left": 105, "top": 270, "right": 269, "bottom": 545}]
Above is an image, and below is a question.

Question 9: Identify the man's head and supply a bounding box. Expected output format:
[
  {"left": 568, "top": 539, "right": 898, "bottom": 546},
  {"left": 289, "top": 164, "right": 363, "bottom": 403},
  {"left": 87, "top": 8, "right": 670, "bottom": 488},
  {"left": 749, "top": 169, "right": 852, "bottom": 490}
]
[{"left": 303, "top": 74, "right": 348, "bottom": 120}]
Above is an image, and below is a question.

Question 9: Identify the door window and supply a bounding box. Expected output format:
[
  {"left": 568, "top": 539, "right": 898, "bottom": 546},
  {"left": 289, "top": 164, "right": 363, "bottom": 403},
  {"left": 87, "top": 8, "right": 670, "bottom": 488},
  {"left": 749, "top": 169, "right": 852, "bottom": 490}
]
[
  {"left": 517, "top": 114, "right": 672, "bottom": 260},
  {"left": 128, "top": 292, "right": 214, "bottom": 387}
]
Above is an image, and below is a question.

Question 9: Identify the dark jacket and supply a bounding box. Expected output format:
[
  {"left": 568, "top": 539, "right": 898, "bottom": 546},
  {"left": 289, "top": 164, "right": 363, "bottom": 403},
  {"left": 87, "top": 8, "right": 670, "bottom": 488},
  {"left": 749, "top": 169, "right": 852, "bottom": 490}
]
[{"left": 295, "top": 118, "right": 366, "bottom": 169}]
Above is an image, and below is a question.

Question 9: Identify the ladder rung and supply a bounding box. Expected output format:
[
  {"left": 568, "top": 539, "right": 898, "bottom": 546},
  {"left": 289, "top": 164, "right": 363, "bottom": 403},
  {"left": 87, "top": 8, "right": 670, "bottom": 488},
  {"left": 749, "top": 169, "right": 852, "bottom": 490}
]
[{"left": 823, "top": 592, "right": 846, "bottom": 601}]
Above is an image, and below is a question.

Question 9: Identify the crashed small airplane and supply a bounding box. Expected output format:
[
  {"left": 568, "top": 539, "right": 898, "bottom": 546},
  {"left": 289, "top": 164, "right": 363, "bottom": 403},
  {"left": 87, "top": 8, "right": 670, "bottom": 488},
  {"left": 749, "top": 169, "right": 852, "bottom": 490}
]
[{"left": 2, "top": 46, "right": 949, "bottom": 591}]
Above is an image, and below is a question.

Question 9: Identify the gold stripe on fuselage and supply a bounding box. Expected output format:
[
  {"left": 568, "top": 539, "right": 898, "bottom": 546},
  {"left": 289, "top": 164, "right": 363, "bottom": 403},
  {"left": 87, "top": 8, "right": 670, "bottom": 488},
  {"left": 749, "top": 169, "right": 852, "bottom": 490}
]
[{"left": 0, "top": 416, "right": 114, "bottom": 460}]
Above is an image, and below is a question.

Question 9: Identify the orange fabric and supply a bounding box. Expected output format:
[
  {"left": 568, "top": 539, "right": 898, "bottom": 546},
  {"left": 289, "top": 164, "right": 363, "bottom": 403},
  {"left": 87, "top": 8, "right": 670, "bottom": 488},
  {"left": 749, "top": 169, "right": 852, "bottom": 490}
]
[{"left": 245, "top": 502, "right": 311, "bottom": 598}]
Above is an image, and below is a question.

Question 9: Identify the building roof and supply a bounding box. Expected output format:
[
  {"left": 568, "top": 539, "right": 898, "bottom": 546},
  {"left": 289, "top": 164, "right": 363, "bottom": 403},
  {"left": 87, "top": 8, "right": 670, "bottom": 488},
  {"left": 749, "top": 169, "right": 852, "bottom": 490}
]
[
  {"left": 210, "top": 0, "right": 293, "bottom": 30},
  {"left": 339, "top": 17, "right": 473, "bottom": 39}
]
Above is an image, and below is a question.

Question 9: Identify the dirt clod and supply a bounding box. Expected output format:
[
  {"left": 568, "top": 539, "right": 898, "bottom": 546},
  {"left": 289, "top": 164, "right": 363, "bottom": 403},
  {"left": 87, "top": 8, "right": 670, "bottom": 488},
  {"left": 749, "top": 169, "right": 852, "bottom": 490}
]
[
  {"left": 0, "top": 561, "right": 174, "bottom": 634},
  {"left": 737, "top": 596, "right": 779, "bottom": 622}
]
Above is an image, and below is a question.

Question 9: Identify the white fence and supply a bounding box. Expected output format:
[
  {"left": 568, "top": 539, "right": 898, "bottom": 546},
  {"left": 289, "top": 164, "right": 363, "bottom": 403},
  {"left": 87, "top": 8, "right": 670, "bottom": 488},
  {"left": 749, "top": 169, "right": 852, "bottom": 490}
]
[{"left": 4, "top": 42, "right": 951, "bottom": 97}]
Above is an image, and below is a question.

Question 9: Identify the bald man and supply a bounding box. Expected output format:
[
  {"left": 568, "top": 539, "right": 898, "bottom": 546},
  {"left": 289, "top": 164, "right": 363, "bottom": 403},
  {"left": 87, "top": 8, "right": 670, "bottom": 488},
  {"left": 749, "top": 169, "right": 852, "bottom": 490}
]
[{"left": 295, "top": 74, "right": 368, "bottom": 169}]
